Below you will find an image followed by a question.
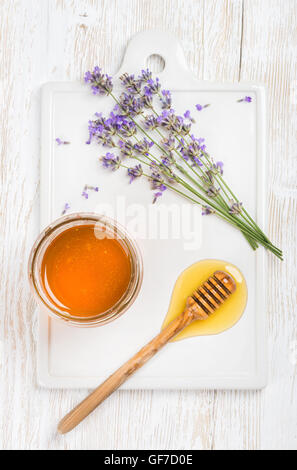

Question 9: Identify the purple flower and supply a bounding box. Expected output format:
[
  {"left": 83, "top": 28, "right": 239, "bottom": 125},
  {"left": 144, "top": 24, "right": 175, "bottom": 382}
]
[
  {"left": 139, "top": 69, "right": 152, "bottom": 82},
  {"left": 229, "top": 199, "right": 243, "bottom": 214},
  {"left": 134, "top": 138, "right": 154, "bottom": 155},
  {"left": 195, "top": 103, "right": 210, "bottom": 111},
  {"left": 202, "top": 206, "right": 215, "bottom": 215},
  {"left": 153, "top": 191, "right": 163, "bottom": 204},
  {"left": 160, "top": 89, "right": 172, "bottom": 109},
  {"left": 62, "top": 203, "right": 70, "bottom": 215},
  {"left": 101, "top": 152, "right": 121, "bottom": 170},
  {"left": 82, "top": 185, "right": 99, "bottom": 198},
  {"left": 158, "top": 109, "right": 176, "bottom": 130},
  {"left": 118, "top": 139, "right": 134, "bottom": 158},
  {"left": 237, "top": 96, "right": 252, "bottom": 103},
  {"left": 127, "top": 164, "right": 143, "bottom": 183},
  {"left": 214, "top": 161, "right": 224, "bottom": 175},
  {"left": 120, "top": 93, "right": 144, "bottom": 116},
  {"left": 145, "top": 77, "right": 161, "bottom": 94},
  {"left": 84, "top": 66, "right": 113, "bottom": 95},
  {"left": 117, "top": 119, "right": 137, "bottom": 138},
  {"left": 120, "top": 73, "right": 142, "bottom": 94},
  {"left": 161, "top": 134, "right": 176, "bottom": 151},
  {"left": 206, "top": 161, "right": 224, "bottom": 178},
  {"left": 143, "top": 114, "right": 159, "bottom": 130},
  {"left": 161, "top": 153, "right": 175, "bottom": 168},
  {"left": 184, "top": 110, "right": 195, "bottom": 123},
  {"left": 56, "top": 138, "right": 70, "bottom": 145},
  {"left": 142, "top": 88, "right": 153, "bottom": 108},
  {"left": 150, "top": 164, "right": 167, "bottom": 192},
  {"left": 205, "top": 184, "right": 220, "bottom": 197}
]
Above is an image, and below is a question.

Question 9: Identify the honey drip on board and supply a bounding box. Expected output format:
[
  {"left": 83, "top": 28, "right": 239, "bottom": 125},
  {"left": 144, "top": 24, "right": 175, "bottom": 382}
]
[{"left": 162, "top": 259, "right": 247, "bottom": 341}]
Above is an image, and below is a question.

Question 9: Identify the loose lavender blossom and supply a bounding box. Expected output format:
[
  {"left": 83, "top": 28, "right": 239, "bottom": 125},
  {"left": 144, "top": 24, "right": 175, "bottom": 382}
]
[
  {"left": 62, "top": 203, "right": 70, "bottom": 215},
  {"left": 196, "top": 103, "right": 210, "bottom": 111},
  {"left": 56, "top": 138, "right": 70, "bottom": 145},
  {"left": 237, "top": 96, "right": 252, "bottom": 103},
  {"left": 153, "top": 191, "right": 165, "bottom": 204},
  {"left": 82, "top": 184, "right": 99, "bottom": 198}
]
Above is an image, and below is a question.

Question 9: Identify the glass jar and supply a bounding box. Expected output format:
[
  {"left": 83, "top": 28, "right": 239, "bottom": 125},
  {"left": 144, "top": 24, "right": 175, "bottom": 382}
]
[{"left": 28, "top": 213, "right": 143, "bottom": 327}]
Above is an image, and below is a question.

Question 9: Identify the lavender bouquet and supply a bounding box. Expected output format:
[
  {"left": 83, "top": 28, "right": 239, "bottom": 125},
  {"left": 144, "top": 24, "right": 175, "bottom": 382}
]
[{"left": 84, "top": 66, "right": 282, "bottom": 260}]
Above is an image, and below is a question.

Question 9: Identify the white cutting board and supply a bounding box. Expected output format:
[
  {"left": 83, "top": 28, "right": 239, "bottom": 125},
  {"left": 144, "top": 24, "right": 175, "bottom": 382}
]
[{"left": 39, "top": 30, "right": 267, "bottom": 389}]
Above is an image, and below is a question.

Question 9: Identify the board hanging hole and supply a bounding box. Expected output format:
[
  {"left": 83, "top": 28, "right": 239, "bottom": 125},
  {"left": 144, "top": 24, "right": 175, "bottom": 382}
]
[{"left": 146, "top": 54, "right": 165, "bottom": 73}]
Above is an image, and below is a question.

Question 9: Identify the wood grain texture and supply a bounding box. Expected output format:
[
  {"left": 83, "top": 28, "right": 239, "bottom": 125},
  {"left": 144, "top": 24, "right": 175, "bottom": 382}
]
[{"left": 0, "top": 0, "right": 296, "bottom": 450}]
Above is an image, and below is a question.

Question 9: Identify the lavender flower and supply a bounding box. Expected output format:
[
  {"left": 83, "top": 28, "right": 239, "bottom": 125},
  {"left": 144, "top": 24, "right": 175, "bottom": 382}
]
[
  {"left": 153, "top": 191, "right": 165, "bottom": 204},
  {"left": 82, "top": 191, "right": 89, "bottom": 199},
  {"left": 196, "top": 103, "right": 210, "bottom": 111},
  {"left": 101, "top": 152, "right": 121, "bottom": 170},
  {"left": 143, "top": 114, "right": 159, "bottom": 130},
  {"left": 205, "top": 184, "right": 220, "bottom": 197},
  {"left": 160, "top": 89, "right": 172, "bottom": 109},
  {"left": 202, "top": 206, "right": 215, "bottom": 215},
  {"left": 158, "top": 109, "right": 176, "bottom": 130},
  {"left": 184, "top": 110, "right": 195, "bottom": 123},
  {"left": 118, "top": 139, "right": 135, "bottom": 158},
  {"left": 56, "top": 138, "right": 70, "bottom": 145},
  {"left": 84, "top": 66, "right": 283, "bottom": 259},
  {"left": 134, "top": 138, "right": 154, "bottom": 156},
  {"left": 161, "top": 134, "right": 176, "bottom": 151},
  {"left": 117, "top": 119, "right": 137, "bottom": 138},
  {"left": 237, "top": 96, "right": 252, "bottom": 103},
  {"left": 120, "top": 73, "right": 142, "bottom": 94},
  {"left": 62, "top": 203, "right": 70, "bottom": 215},
  {"left": 127, "top": 164, "right": 143, "bottom": 183},
  {"left": 229, "top": 199, "right": 243, "bottom": 214},
  {"left": 83, "top": 184, "right": 99, "bottom": 193},
  {"left": 205, "top": 161, "right": 224, "bottom": 181},
  {"left": 145, "top": 77, "right": 161, "bottom": 94},
  {"left": 84, "top": 66, "right": 113, "bottom": 95},
  {"left": 139, "top": 68, "right": 152, "bottom": 82},
  {"left": 120, "top": 93, "right": 144, "bottom": 116},
  {"left": 141, "top": 88, "right": 153, "bottom": 108},
  {"left": 161, "top": 153, "right": 175, "bottom": 168},
  {"left": 150, "top": 164, "right": 167, "bottom": 192}
]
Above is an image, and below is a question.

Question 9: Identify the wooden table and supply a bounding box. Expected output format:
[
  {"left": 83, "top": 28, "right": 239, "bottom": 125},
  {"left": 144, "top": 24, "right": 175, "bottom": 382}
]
[{"left": 0, "top": 0, "right": 296, "bottom": 450}]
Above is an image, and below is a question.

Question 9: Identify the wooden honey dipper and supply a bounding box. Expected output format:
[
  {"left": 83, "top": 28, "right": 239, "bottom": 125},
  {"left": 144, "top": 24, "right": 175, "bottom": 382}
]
[{"left": 58, "top": 270, "right": 236, "bottom": 434}]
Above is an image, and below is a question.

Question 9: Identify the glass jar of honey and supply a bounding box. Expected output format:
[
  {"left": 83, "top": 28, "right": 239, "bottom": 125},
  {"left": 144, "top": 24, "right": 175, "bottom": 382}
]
[{"left": 28, "top": 213, "right": 143, "bottom": 327}]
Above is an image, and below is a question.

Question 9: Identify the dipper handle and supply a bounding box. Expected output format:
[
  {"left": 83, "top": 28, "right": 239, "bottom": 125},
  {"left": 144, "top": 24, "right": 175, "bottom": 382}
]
[{"left": 58, "top": 271, "right": 236, "bottom": 434}]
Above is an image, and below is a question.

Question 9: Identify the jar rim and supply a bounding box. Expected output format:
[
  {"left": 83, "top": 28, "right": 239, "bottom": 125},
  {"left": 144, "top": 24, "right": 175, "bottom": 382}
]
[{"left": 28, "top": 212, "right": 143, "bottom": 327}]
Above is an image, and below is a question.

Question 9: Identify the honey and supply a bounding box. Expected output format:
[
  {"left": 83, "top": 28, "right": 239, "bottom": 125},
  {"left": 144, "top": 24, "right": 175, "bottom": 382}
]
[
  {"left": 41, "top": 224, "right": 131, "bottom": 317},
  {"left": 162, "top": 259, "right": 247, "bottom": 341}
]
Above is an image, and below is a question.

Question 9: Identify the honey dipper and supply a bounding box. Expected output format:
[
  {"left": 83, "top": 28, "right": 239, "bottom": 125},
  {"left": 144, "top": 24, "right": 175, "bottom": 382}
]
[{"left": 58, "top": 271, "right": 236, "bottom": 434}]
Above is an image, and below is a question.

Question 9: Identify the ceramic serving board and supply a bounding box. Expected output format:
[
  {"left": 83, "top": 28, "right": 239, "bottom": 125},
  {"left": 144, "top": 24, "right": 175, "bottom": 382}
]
[{"left": 39, "top": 30, "right": 267, "bottom": 389}]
